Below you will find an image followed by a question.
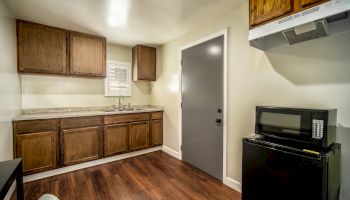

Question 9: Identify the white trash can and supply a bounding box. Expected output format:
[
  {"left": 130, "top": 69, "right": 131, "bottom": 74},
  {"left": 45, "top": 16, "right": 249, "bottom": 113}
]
[{"left": 38, "top": 194, "right": 59, "bottom": 200}]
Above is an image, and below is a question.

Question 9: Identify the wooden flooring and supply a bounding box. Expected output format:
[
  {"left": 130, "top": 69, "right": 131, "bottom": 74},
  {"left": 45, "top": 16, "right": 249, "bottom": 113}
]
[{"left": 20, "top": 151, "right": 241, "bottom": 200}]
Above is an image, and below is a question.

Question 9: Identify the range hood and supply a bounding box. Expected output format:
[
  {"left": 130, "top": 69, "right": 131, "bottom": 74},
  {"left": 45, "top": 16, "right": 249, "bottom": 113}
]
[{"left": 249, "top": 0, "right": 350, "bottom": 50}]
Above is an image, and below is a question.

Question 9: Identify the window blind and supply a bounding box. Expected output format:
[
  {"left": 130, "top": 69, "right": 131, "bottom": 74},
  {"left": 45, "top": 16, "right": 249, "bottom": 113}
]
[{"left": 105, "top": 61, "right": 131, "bottom": 96}]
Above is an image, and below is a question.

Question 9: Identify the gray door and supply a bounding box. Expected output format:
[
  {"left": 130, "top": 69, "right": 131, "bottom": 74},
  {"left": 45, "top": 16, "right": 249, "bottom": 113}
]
[{"left": 182, "top": 36, "right": 224, "bottom": 180}]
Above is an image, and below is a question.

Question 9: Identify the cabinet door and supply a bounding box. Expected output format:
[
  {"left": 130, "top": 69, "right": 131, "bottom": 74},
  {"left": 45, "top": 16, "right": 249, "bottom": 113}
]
[
  {"left": 300, "top": 0, "right": 329, "bottom": 8},
  {"left": 61, "top": 126, "right": 102, "bottom": 166},
  {"left": 17, "top": 20, "right": 68, "bottom": 75},
  {"left": 249, "top": 0, "right": 293, "bottom": 27},
  {"left": 104, "top": 124, "right": 129, "bottom": 157},
  {"left": 132, "top": 45, "right": 156, "bottom": 81},
  {"left": 151, "top": 119, "right": 163, "bottom": 147},
  {"left": 69, "top": 33, "right": 106, "bottom": 77},
  {"left": 16, "top": 131, "right": 57, "bottom": 174},
  {"left": 129, "top": 121, "right": 150, "bottom": 151},
  {"left": 242, "top": 141, "right": 324, "bottom": 200}
]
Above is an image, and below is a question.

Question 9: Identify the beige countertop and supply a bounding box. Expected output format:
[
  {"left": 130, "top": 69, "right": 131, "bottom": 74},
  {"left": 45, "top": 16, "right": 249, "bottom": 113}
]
[{"left": 13, "top": 105, "right": 164, "bottom": 121}]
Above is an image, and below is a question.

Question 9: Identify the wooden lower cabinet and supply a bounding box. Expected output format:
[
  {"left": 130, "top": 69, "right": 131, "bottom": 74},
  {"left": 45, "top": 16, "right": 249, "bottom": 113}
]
[
  {"left": 104, "top": 124, "right": 129, "bottom": 157},
  {"left": 61, "top": 126, "right": 102, "bottom": 166},
  {"left": 151, "top": 119, "right": 163, "bottom": 147},
  {"left": 13, "top": 112, "right": 163, "bottom": 174},
  {"left": 16, "top": 131, "right": 58, "bottom": 175},
  {"left": 129, "top": 121, "right": 150, "bottom": 151}
]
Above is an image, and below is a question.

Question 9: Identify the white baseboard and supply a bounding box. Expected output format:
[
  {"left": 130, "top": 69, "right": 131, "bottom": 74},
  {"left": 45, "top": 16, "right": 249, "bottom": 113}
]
[
  {"left": 3, "top": 181, "right": 16, "bottom": 200},
  {"left": 162, "top": 146, "right": 182, "bottom": 160},
  {"left": 223, "top": 177, "right": 242, "bottom": 193},
  {"left": 161, "top": 146, "right": 241, "bottom": 193},
  {"left": 24, "top": 146, "right": 162, "bottom": 183}
]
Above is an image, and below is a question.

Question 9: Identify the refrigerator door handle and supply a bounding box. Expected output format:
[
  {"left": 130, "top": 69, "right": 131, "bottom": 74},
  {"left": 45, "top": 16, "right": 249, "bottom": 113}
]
[{"left": 247, "top": 141, "right": 322, "bottom": 161}]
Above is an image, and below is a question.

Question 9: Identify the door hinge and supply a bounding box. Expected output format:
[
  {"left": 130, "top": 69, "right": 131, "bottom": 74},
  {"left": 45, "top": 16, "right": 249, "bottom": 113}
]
[
  {"left": 181, "top": 59, "right": 183, "bottom": 66},
  {"left": 181, "top": 145, "right": 183, "bottom": 150},
  {"left": 181, "top": 102, "right": 183, "bottom": 109}
]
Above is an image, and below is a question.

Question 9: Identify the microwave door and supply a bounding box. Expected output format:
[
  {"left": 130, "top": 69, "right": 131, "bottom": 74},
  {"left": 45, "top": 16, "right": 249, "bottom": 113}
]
[{"left": 258, "top": 112, "right": 302, "bottom": 137}]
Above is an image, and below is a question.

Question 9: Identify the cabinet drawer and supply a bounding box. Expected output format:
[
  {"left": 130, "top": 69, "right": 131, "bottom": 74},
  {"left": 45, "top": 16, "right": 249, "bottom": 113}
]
[
  {"left": 104, "top": 113, "right": 150, "bottom": 125},
  {"left": 14, "top": 119, "right": 58, "bottom": 134},
  {"left": 151, "top": 112, "right": 163, "bottom": 120},
  {"left": 60, "top": 116, "right": 102, "bottom": 129}
]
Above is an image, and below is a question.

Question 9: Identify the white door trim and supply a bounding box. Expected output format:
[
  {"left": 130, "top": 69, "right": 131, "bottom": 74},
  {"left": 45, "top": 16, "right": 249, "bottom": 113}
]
[{"left": 179, "top": 28, "right": 228, "bottom": 181}]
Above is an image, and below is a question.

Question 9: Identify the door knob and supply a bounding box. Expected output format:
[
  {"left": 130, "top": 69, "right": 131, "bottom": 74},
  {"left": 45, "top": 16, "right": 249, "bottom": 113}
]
[{"left": 216, "top": 118, "right": 222, "bottom": 123}]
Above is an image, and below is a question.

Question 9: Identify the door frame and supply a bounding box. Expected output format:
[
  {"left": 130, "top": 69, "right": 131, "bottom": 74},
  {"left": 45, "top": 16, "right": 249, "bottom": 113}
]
[{"left": 179, "top": 28, "right": 228, "bottom": 180}]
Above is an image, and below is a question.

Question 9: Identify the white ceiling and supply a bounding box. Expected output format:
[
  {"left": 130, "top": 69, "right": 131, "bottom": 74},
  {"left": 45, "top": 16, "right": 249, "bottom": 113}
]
[{"left": 5, "top": 0, "right": 242, "bottom": 46}]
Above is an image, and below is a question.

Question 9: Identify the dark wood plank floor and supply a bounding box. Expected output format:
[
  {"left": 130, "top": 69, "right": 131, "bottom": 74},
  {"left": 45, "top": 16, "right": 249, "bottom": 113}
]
[{"left": 20, "top": 151, "right": 240, "bottom": 200}]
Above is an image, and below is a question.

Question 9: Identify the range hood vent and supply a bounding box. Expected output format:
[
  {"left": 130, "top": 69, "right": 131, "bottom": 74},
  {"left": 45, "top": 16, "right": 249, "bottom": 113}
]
[
  {"left": 282, "top": 20, "right": 329, "bottom": 45},
  {"left": 249, "top": 0, "right": 350, "bottom": 50}
]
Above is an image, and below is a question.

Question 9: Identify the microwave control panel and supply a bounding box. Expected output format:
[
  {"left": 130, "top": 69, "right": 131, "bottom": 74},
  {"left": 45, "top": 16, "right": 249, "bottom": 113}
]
[{"left": 312, "top": 119, "right": 324, "bottom": 139}]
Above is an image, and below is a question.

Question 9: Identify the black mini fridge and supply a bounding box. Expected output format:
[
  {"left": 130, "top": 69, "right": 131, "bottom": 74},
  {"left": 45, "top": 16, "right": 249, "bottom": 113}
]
[{"left": 242, "top": 137, "right": 341, "bottom": 200}]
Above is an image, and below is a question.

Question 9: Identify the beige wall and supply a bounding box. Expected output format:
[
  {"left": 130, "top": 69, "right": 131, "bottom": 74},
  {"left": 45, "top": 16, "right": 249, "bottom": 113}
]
[
  {"left": 22, "top": 43, "right": 151, "bottom": 109},
  {"left": 0, "top": 0, "right": 22, "bottom": 161},
  {"left": 151, "top": 1, "right": 350, "bottom": 188}
]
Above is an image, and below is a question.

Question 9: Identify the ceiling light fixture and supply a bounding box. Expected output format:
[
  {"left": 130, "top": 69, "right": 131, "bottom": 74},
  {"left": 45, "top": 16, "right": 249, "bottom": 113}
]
[{"left": 107, "top": 0, "right": 130, "bottom": 28}]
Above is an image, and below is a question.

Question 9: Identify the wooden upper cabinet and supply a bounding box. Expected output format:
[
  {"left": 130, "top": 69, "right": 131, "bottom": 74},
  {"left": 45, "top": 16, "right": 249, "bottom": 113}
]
[
  {"left": 249, "top": 0, "right": 293, "bottom": 27},
  {"left": 249, "top": 0, "right": 331, "bottom": 27},
  {"left": 132, "top": 45, "right": 156, "bottom": 81},
  {"left": 69, "top": 33, "right": 106, "bottom": 77},
  {"left": 17, "top": 20, "right": 68, "bottom": 75},
  {"left": 17, "top": 20, "right": 106, "bottom": 78}
]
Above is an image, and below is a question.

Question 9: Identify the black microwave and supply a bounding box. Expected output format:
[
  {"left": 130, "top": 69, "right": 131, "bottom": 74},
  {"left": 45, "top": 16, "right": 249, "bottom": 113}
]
[{"left": 255, "top": 106, "right": 337, "bottom": 149}]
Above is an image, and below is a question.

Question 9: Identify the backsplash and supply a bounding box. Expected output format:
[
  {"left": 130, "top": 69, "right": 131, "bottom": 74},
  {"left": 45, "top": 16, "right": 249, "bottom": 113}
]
[
  {"left": 21, "top": 75, "right": 151, "bottom": 109},
  {"left": 21, "top": 43, "right": 152, "bottom": 109}
]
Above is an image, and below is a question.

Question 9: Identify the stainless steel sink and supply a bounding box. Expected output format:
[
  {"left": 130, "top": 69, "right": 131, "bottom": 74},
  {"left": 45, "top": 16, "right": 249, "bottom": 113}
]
[
  {"left": 104, "top": 107, "right": 143, "bottom": 113},
  {"left": 123, "top": 108, "right": 141, "bottom": 111},
  {"left": 104, "top": 110, "right": 117, "bottom": 113}
]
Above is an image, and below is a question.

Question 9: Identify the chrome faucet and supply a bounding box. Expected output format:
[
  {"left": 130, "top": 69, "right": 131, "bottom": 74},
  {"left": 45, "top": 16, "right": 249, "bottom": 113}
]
[{"left": 118, "top": 95, "right": 124, "bottom": 110}]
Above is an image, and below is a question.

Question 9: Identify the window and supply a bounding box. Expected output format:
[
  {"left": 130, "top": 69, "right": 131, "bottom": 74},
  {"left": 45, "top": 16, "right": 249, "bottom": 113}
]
[{"left": 105, "top": 60, "right": 131, "bottom": 96}]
